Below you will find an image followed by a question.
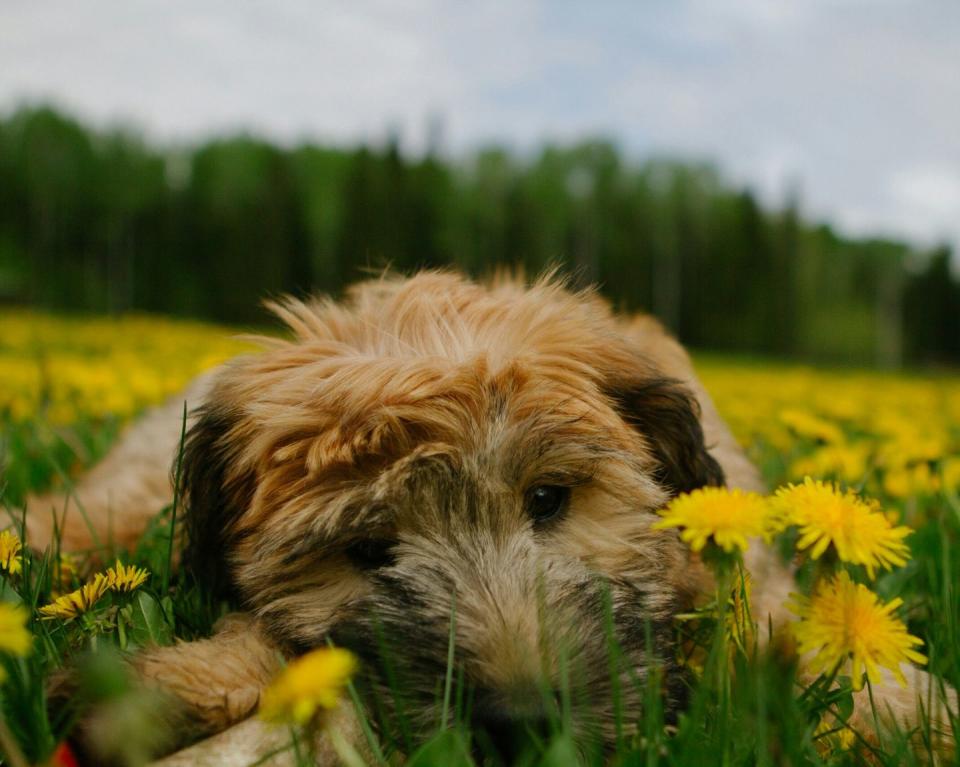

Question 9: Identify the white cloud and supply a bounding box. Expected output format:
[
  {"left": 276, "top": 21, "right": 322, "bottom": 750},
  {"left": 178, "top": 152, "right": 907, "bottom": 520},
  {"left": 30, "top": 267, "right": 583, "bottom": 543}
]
[
  {"left": 892, "top": 169, "right": 960, "bottom": 219},
  {"left": 884, "top": 167, "right": 960, "bottom": 245}
]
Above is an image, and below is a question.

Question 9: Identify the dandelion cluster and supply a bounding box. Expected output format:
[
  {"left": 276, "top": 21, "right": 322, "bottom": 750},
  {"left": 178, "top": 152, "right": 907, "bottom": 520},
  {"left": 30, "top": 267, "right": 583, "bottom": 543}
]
[
  {"left": 698, "top": 362, "right": 960, "bottom": 499},
  {"left": 39, "top": 561, "right": 150, "bottom": 621},
  {"left": 1, "top": 310, "right": 251, "bottom": 424},
  {"left": 661, "top": 477, "right": 925, "bottom": 699}
]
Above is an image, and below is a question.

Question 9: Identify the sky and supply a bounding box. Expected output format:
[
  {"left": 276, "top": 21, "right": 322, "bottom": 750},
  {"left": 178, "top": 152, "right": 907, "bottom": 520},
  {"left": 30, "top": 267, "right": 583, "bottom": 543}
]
[{"left": 1, "top": 0, "right": 958, "bottom": 254}]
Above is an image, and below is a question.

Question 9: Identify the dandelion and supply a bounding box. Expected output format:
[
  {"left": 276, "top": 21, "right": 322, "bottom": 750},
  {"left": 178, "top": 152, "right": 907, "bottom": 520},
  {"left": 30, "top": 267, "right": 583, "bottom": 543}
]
[
  {"left": 1, "top": 310, "right": 250, "bottom": 423},
  {"left": 0, "top": 603, "right": 31, "bottom": 657},
  {"left": 882, "top": 463, "right": 940, "bottom": 500},
  {"left": 789, "top": 443, "right": 871, "bottom": 485},
  {"left": 773, "top": 478, "right": 911, "bottom": 578},
  {"left": 39, "top": 573, "right": 110, "bottom": 620},
  {"left": 259, "top": 647, "right": 358, "bottom": 725},
  {"left": 0, "top": 531, "right": 22, "bottom": 576},
  {"left": 814, "top": 714, "right": 856, "bottom": 755},
  {"left": 654, "top": 487, "right": 777, "bottom": 554},
  {"left": 943, "top": 458, "right": 960, "bottom": 493},
  {"left": 105, "top": 561, "right": 150, "bottom": 593},
  {"left": 789, "top": 572, "right": 926, "bottom": 691},
  {"left": 779, "top": 409, "right": 845, "bottom": 444}
]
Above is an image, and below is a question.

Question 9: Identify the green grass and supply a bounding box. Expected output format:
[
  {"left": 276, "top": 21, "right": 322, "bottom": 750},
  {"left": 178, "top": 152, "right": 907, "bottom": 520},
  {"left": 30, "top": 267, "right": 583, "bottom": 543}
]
[{"left": 1, "top": 391, "right": 959, "bottom": 766}]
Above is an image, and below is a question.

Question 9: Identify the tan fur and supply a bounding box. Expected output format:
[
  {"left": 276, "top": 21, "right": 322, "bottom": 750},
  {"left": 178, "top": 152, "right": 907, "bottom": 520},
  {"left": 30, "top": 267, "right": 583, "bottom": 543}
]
[
  {"left": 131, "top": 615, "right": 282, "bottom": 740},
  {"left": 25, "top": 372, "right": 216, "bottom": 553},
  {"left": 152, "top": 705, "right": 365, "bottom": 767},
  {"left": 24, "top": 271, "right": 951, "bottom": 765}
]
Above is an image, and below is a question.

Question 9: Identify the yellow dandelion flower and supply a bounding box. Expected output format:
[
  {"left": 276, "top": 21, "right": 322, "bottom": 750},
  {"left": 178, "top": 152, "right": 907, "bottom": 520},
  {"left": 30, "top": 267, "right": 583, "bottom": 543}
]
[
  {"left": 779, "top": 409, "right": 845, "bottom": 444},
  {"left": 814, "top": 713, "right": 857, "bottom": 755},
  {"left": 0, "top": 531, "right": 22, "bottom": 576},
  {"left": 104, "top": 561, "right": 150, "bottom": 593},
  {"left": 943, "top": 458, "right": 960, "bottom": 493},
  {"left": 789, "top": 443, "right": 871, "bottom": 485},
  {"left": 39, "top": 573, "right": 110, "bottom": 620},
  {"left": 789, "top": 572, "right": 926, "bottom": 691},
  {"left": 882, "top": 463, "right": 940, "bottom": 499},
  {"left": 259, "top": 647, "right": 358, "bottom": 725},
  {"left": 0, "top": 603, "right": 31, "bottom": 657},
  {"left": 773, "top": 478, "right": 911, "bottom": 578},
  {"left": 653, "top": 487, "right": 777, "bottom": 554}
]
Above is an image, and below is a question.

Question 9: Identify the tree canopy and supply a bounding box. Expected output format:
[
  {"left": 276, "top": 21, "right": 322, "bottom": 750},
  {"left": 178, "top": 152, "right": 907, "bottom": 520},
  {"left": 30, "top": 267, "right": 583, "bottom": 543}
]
[{"left": 1, "top": 106, "right": 956, "bottom": 365}]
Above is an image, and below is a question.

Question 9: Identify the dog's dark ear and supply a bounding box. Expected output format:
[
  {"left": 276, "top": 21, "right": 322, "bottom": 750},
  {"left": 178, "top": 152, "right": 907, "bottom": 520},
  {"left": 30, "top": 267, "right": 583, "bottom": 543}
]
[
  {"left": 609, "top": 377, "right": 725, "bottom": 496},
  {"left": 178, "top": 403, "right": 252, "bottom": 601}
]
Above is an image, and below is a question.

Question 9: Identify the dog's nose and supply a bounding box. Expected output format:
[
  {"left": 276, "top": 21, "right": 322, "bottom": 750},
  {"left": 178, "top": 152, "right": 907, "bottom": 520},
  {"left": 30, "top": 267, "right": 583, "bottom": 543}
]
[{"left": 473, "top": 709, "right": 551, "bottom": 764}]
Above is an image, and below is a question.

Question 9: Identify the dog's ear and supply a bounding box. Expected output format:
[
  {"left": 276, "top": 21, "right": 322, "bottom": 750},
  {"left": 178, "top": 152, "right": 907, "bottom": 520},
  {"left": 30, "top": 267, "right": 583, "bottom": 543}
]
[
  {"left": 178, "top": 402, "right": 252, "bottom": 601},
  {"left": 608, "top": 376, "right": 725, "bottom": 496}
]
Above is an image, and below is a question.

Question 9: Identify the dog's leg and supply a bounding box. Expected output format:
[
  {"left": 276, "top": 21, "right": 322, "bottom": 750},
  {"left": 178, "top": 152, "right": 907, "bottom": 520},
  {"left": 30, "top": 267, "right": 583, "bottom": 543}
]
[
  {"left": 54, "top": 614, "right": 286, "bottom": 762},
  {"left": 24, "top": 372, "right": 217, "bottom": 554},
  {"left": 129, "top": 614, "right": 282, "bottom": 741},
  {"left": 150, "top": 704, "right": 364, "bottom": 767},
  {"left": 133, "top": 614, "right": 366, "bottom": 767},
  {"left": 150, "top": 718, "right": 296, "bottom": 767}
]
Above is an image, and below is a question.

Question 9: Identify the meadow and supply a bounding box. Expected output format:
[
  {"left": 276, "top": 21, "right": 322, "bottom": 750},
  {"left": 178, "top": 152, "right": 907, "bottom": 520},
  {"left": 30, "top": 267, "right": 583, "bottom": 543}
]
[{"left": 1, "top": 309, "right": 958, "bottom": 766}]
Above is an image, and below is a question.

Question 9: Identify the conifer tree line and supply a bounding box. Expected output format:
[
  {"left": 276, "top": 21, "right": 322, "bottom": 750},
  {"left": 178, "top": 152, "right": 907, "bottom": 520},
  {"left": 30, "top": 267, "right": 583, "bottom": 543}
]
[{"left": 1, "top": 106, "right": 957, "bottom": 365}]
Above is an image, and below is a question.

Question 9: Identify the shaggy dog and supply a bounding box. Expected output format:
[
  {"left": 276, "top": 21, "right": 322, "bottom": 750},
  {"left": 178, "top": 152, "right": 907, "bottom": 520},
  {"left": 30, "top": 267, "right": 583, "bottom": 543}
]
[{"left": 26, "top": 272, "right": 946, "bottom": 765}]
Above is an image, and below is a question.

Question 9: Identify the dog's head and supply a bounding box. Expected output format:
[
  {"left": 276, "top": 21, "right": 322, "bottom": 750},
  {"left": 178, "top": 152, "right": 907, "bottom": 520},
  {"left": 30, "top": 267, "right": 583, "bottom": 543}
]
[{"left": 180, "top": 272, "right": 723, "bottom": 754}]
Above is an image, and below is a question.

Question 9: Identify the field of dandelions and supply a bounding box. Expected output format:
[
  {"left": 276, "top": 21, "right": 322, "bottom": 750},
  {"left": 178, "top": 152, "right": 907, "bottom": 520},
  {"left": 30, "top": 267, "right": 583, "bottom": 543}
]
[{"left": 1, "top": 309, "right": 959, "bottom": 766}]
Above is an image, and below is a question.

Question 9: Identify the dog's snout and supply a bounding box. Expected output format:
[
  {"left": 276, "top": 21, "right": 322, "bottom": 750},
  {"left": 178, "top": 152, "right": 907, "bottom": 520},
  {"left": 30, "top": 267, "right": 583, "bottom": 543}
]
[
  {"left": 471, "top": 685, "right": 556, "bottom": 763},
  {"left": 473, "top": 708, "right": 551, "bottom": 764}
]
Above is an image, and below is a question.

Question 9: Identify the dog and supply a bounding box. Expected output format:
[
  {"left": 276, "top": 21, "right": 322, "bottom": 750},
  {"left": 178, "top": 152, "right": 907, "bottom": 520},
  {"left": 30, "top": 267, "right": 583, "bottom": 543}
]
[{"left": 25, "top": 271, "right": 948, "bottom": 765}]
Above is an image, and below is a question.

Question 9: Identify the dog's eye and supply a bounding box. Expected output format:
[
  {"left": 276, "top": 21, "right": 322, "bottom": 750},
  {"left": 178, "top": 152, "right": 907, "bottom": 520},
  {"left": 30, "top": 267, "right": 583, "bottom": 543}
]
[
  {"left": 346, "top": 539, "right": 397, "bottom": 570},
  {"left": 526, "top": 485, "right": 570, "bottom": 525}
]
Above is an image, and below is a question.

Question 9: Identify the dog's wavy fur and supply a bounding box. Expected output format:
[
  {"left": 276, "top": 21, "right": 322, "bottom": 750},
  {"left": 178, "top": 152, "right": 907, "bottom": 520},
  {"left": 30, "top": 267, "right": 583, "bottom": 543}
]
[{"left": 26, "top": 272, "right": 951, "bottom": 765}]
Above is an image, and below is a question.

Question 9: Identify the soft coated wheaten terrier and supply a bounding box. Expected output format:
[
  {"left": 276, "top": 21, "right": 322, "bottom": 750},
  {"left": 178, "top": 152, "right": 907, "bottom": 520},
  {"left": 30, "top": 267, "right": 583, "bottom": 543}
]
[{"left": 27, "top": 272, "right": 949, "bottom": 765}]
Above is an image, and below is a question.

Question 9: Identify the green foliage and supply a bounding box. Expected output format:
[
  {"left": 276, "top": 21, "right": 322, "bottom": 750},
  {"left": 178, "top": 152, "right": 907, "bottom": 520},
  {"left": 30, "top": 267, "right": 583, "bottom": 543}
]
[{"left": 1, "top": 106, "right": 957, "bottom": 364}]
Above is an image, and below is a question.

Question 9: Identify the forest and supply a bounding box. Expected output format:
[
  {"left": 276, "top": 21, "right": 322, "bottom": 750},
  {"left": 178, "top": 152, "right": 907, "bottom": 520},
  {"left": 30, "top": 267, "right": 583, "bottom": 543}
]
[{"left": 1, "top": 105, "right": 957, "bottom": 366}]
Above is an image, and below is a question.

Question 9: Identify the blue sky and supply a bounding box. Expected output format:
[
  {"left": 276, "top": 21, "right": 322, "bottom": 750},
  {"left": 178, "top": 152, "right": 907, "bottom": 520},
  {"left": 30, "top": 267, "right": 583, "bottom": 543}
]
[{"left": 1, "top": 0, "right": 958, "bottom": 254}]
